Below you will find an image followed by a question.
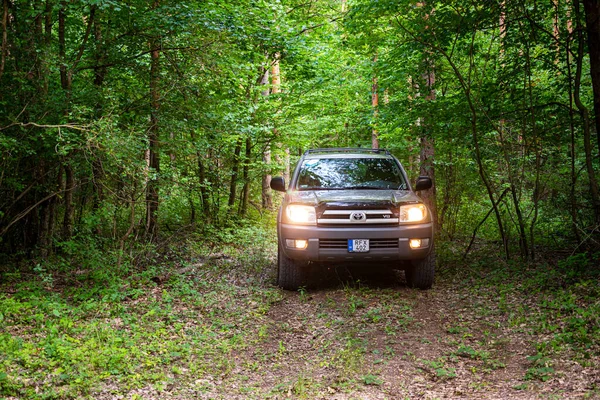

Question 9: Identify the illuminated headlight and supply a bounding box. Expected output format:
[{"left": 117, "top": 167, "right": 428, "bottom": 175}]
[
  {"left": 399, "top": 204, "right": 427, "bottom": 223},
  {"left": 285, "top": 204, "right": 316, "bottom": 225}
]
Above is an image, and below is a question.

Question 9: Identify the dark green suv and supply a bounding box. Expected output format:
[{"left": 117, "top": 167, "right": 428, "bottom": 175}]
[{"left": 270, "top": 148, "right": 435, "bottom": 290}]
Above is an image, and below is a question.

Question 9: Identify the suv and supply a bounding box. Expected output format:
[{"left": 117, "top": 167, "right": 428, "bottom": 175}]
[{"left": 270, "top": 148, "right": 435, "bottom": 290}]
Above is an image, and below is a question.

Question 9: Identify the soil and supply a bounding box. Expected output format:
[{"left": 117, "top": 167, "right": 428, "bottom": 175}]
[{"left": 217, "top": 267, "right": 600, "bottom": 399}]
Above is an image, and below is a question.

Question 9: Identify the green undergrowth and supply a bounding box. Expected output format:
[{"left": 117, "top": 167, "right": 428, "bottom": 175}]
[
  {"left": 455, "top": 248, "right": 600, "bottom": 376},
  {"left": 0, "top": 225, "right": 280, "bottom": 399}
]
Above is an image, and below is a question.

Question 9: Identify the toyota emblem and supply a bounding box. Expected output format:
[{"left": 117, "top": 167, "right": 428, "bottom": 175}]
[{"left": 350, "top": 212, "right": 366, "bottom": 221}]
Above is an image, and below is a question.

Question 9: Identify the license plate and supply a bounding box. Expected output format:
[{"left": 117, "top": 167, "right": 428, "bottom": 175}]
[{"left": 348, "top": 239, "right": 369, "bottom": 253}]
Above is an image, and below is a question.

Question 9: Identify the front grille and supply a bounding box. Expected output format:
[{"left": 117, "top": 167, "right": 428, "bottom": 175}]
[
  {"left": 370, "top": 239, "right": 399, "bottom": 249},
  {"left": 319, "top": 239, "right": 399, "bottom": 249},
  {"left": 318, "top": 209, "right": 398, "bottom": 225},
  {"left": 319, "top": 239, "right": 348, "bottom": 249}
]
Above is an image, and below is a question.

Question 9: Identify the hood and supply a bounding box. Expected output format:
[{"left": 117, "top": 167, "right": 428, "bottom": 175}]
[{"left": 286, "top": 189, "right": 422, "bottom": 207}]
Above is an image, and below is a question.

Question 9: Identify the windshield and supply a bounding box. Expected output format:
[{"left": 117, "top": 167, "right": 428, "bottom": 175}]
[{"left": 296, "top": 157, "right": 408, "bottom": 190}]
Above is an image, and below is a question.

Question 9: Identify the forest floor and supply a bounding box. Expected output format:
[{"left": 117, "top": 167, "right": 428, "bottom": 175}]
[{"left": 0, "top": 232, "right": 599, "bottom": 399}]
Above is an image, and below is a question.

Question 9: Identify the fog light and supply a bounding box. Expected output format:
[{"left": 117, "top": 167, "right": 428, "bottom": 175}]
[
  {"left": 409, "top": 238, "right": 430, "bottom": 249},
  {"left": 286, "top": 239, "right": 308, "bottom": 249},
  {"left": 295, "top": 239, "right": 308, "bottom": 249},
  {"left": 409, "top": 239, "right": 422, "bottom": 249}
]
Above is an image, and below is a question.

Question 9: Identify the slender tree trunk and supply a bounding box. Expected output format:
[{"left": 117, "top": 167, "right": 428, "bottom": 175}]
[
  {"left": 0, "top": 0, "right": 9, "bottom": 82},
  {"left": 371, "top": 55, "right": 379, "bottom": 149},
  {"left": 419, "top": 53, "right": 438, "bottom": 231},
  {"left": 526, "top": 44, "right": 538, "bottom": 260},
  {"left": 262, "top": 147, "right": 273, "bottom": 209},
  {"left": 582, "top": 0, "right": 600, "bottom": 157},
  {"left": 92, "top": 16, "right": 106, "bottom": 218},
  {"left": 435, "top": 41, "right": 510, "bottom": 258},
  {"left": 62, "top": 165, "right": 74, "bottom": 239},
  {"left": 417, "top": 3, "right": 437, "bottom": 230},
  {"left": 228, "top": 138, "right": 242, "bottom": 209},
  {"left": 58, "top": 1, "right": 75, "bottom": 241},
  {"left": 260, "top": 67, "right": 273, "bottom": 209},
  {"left": 44, "top": 0, "right": 51, "bottom": 44},
  {"left": 566, "top": 0, "right": 581, "bottom": 241},
  {"left": 146, "top": 7, "right": 161, "bottom": 239},
  {"left": 575, "top": 0, "right": 600, "bottom": 226},
  {"left": 58, "top": 1, "right": 68, "bottom": 95},
  {"left": 498, "top": 125, "right": 529, "bottom": 259},
  {"left": 198, "top": 154, "right": 210, "bottom": 218},
  {"left": 271, "top": 55, "right": 289, "bottom": 184},
  {"left": 241, "top": 136, "right": 251, "bottom": 217}
]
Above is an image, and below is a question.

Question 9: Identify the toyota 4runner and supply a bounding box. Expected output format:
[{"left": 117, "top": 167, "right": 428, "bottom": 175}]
[{"left": 270, "top": 148, "right": 435, "bottom": 290}]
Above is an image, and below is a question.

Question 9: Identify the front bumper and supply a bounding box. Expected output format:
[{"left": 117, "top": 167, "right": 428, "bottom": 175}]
[{"left": 279, "top": 222, "right": 433, "bottom": 262}]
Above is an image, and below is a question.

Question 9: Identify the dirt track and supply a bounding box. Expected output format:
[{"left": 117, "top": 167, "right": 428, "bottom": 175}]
[{"left": 224, "top": 268, "right": 600, "bottom": 399}]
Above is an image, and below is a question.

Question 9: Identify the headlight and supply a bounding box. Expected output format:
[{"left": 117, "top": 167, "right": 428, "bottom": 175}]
[
  {"left": 399, "top": 204, "right": 427, "bottom": 223},
  {"left": 285, "top": 204, "right": 317, "bottom": 225}
]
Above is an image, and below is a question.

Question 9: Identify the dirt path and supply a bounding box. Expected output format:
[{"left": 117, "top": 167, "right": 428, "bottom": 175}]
[{"left": 224, "top": 269, "right": 599, "bottom": 399}]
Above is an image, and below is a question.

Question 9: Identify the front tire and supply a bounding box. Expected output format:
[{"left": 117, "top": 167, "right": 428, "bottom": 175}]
[
  {"left": 405, "top": 248, "right": 435, "bottom": 290},
  {"left": 277, "top": 243, "right": 312, "bottom": 290}
]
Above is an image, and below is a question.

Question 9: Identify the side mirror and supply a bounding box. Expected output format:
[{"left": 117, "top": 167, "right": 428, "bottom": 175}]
[
  {"left": 415, "top": 176, "right": 432, "bottom": 191},
  {"left": 270, "top": 176, "right": 286, "bottom": 192}
]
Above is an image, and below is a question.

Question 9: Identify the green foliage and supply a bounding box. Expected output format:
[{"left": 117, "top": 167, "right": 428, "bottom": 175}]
[
  {"left": 525, "top": 354, "right": 555, "bottom": 382},
  {"left": 420, "top": 358, "right": 457, "bottom": 381}
]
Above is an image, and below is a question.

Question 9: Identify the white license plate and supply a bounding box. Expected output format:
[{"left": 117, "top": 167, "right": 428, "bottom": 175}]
[{"left": 348, "top": 239, "right": 369, "bottom": 253}]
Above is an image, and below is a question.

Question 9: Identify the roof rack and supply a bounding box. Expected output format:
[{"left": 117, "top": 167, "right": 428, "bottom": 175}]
[{"left": 304, "top": 148, "right": 391, "bottom": 155}]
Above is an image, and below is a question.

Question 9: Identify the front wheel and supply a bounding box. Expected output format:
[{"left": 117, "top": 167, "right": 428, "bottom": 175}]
[
  {"left": 277, "top": 244, "right": 312, "bottom": 290},
  {"left": 405, "top": 248, "right": 435, "bottom": 290}
]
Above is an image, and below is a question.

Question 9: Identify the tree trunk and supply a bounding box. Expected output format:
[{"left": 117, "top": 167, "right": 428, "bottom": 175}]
[
  {"left": 0, "top": 0, "right": 8, "bottom": 82},
  {"left": 419, "top": 53, "right": 438, "bottom": 232},
  {"left": 271, "top": 55, "right": 289, "bottom": 184},
  {"left": 62, "top": 165, "right": 74, "bottom": 239},
  {"left": 58, "top": 1, "right": 68, "bottom": 96},
  {"left": 575, "top": 0, "right": 600, "bottom": 226},
  {"left": 241, "top": 136, "right": 251, "bottom": 217},
  {"left": 498, "top": 124, "right": 529, "bottom": 259},
  {"left": 567, "top": 0, "right": 581, "bottom": 241},
  {"left": 371, "top": 55, "right": 379, "bottom": 149},
  {"left": 582, "top": 0, "right": 600, "bottom": 157},
  {"left": 58, "top": 1, "right": 75, "bottom": 241},
  {"left": 228, "top": 138, "right": 242, "bottom": 209},
  {"left": 198, "top": 153, "right": 210, "bottom": 218},
  {"left": 262, "top": 148, "right": 273, "bottom": 209},
  {"left": 146, "top": 9, "right": 161, "bottom": 239},
  {"left": 260, "top": 67, "right": 273, "bottom": 209},
  {"left": 92, "top": 16, "right": 106, "bottom": 218}
]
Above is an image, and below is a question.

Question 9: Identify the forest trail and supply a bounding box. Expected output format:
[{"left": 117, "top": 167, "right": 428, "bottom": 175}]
[{"left": 238, "top": 269, "right": 598, "bottom": 400}]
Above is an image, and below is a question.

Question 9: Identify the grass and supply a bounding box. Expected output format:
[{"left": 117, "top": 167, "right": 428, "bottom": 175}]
[{"left": 0, "top": 227, "right": 282, "bottom": 399}]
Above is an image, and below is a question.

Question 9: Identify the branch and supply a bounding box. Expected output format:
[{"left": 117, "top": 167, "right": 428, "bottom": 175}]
[
  {"left": 70, "top": 5, "right": 96, "bottom": 74},
  {"left": 0, "top": 193, "right": 58, "bottom": 238},
  {"left": 0, "top": 122, "right": 90, "bottom": 131},
  {"left": 463, "top": 188, "right": 511, "bottom": 259},
  {"left": 295, "top": 16, "right": 344, "bottom": 36}
]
